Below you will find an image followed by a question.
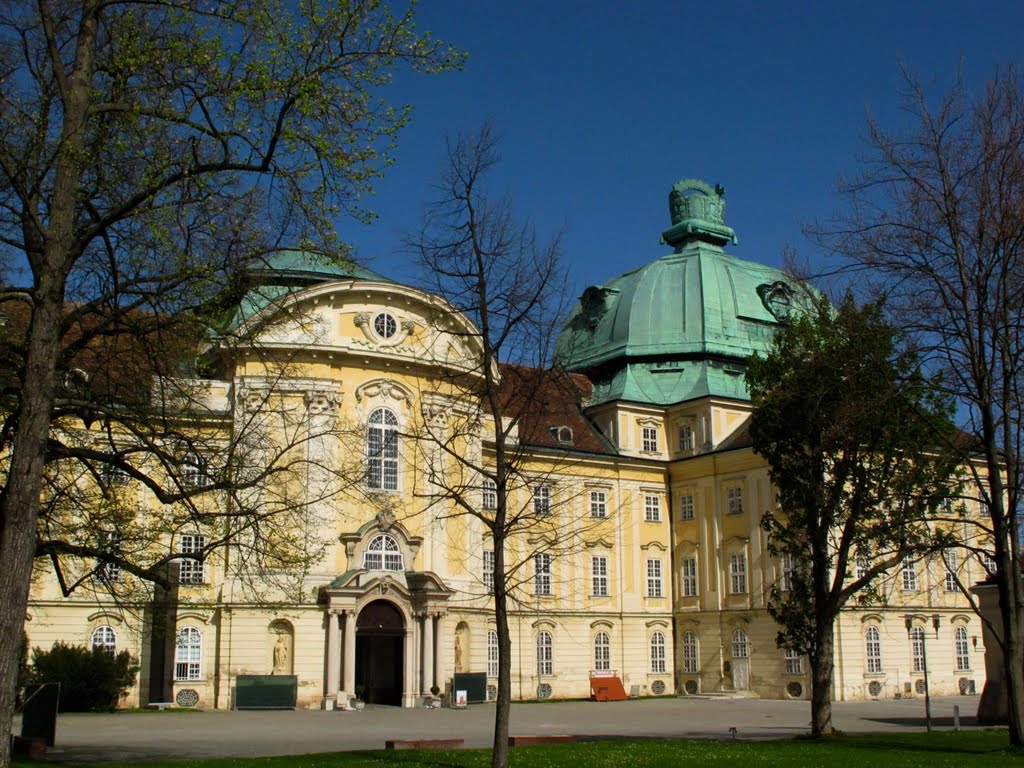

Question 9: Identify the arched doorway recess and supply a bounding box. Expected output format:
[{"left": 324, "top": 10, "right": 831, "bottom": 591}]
[{"left": 356, "top": 600, "right": 405, "bottom": 706}]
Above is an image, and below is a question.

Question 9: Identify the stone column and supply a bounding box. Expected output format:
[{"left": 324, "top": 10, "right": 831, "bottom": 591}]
[
  {"left": 434, "top": 613, "right": 447, "bottom": 693},
  {"left": 325, "top": 610, "right": 340, "bottom": 702},
  {"left": 403, "top": 626, "right": 416, "bottom": 707},
  {"left": 421, "top": 613, "right": 434, "bottom": 695},
  {"left": 342, "top": 610, "right": 357, "bottom": 697}
]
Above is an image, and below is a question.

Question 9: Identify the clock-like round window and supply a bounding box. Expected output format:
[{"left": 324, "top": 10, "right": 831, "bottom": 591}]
[{"left": 373, "top": 312, "right": 397, "bottom": 339}]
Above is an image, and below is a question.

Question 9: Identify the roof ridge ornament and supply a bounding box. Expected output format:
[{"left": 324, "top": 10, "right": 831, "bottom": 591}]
[{"left": 661, "top": 178, "right": 738, "bottom": 250}]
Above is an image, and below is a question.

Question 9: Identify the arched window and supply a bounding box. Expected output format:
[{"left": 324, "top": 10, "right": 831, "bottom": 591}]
[
  {"left": 367, "top": 408, "right": 399, "bottom": 490},
  {"left": 536, "top": 631, "right": 553, "bottom": 676},
  {"left": 682, "top": 631, "right": 699, "bottom": 673},
  {"left": 487, "top": 630, "right": 499, "bottom": 678},
  {"left": 594, "top": 631, "right": 610, "bottom": 672},
  {"left": 865, "top": 626, "right": 882, "bottom": 673},
  {"left": 954, "top": 626, "right": 971, "bottom": 671},
  {"left": 731, "top": 628, "right": 749, "bottom": 658},
  {"left": 910, "top": 626, "right": 925, "bottom": 673},
  {"left": 91, "top": 625, "right": 116, "bottom": 654},
  {"left": 650, "top": 631, "right": 666, "bottom": 673},
  {"left": 363, "top": 534, "right": 403, "bottom": 571},
  {"left": 175, "top": 626, "right": 202, "bottom": 681}
]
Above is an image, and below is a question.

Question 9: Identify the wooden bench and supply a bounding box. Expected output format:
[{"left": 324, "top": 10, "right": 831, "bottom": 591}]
[
  {"left": 146, "top": 702, "right": 175, "bottom": 711},
  {"left": 509, "top": 735, "right": 576, "bottom": 747},
  {"left": 385, "top": 738, "right": 464, "bottom": 750}
]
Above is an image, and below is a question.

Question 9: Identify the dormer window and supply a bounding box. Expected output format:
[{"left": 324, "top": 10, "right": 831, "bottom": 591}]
[{"left": 550, "top": 425, "right": 573, "bottom": 445}]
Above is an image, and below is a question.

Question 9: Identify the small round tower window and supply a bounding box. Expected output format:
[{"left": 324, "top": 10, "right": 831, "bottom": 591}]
[{"left": 373, "top": 312, "right": 397, "bottom": 339}]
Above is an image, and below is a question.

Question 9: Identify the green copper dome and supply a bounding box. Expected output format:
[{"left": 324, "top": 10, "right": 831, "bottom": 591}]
[{"left": 556, "top": 180, "right": 800, "bottom": 406}]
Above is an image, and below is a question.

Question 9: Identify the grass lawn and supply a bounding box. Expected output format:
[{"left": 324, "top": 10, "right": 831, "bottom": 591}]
[{"left": 17, "top": 730, "right": 1021, "bottom": 768}]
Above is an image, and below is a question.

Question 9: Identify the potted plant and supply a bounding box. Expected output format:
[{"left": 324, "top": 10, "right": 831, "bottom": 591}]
[{"left": 352, "top": 683, "right": 366, "bottom": 710}]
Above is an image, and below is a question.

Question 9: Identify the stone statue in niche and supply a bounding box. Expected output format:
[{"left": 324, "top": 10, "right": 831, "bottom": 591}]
[
  {"left": 269, "top": 623, "right": 293, "bottom": 675},
  {"left": 454, "top": 634, "right": 464, "bottom": 673},
  {"left": 454, "top": 622, "right": 470, "bottom": 673}
]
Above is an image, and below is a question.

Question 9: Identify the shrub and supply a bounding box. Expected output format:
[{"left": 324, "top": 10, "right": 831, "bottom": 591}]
[{"left": 29, "top": 642, "right": 140, "bottom": 712}]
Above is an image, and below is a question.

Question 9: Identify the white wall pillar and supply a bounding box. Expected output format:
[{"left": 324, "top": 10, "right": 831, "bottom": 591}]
[
  {"left": 325, "top": 610, "right": 340, "bottom": 702},
  {"left": 434, "top": 613, "right": 447, "bottom": 693},
  {"left": 403, "top": 626, "right": 416, "bottom": 707},
  {"left": 421, "top": 613, "right": 434, "bottom": 695},
  {"left": 342, "top": 610, "right": 356, "bottom": 697}
]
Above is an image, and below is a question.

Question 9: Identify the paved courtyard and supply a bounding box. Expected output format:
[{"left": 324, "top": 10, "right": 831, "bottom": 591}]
[{"left": 14, "top": 694, "right": 992, "bottom": 763}]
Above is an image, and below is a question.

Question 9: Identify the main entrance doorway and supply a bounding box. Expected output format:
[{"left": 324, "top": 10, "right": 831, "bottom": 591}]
[{"left": 355, "top": 600, "right": 404, "bottom": 706}]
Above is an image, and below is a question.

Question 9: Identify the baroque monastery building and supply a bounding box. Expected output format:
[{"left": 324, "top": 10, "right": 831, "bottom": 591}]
[{"left": 25, "top": 180, "right": 988, "bottom": 709}]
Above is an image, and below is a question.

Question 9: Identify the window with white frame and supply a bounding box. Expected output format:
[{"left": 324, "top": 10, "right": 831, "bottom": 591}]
[
  {"left": 644, "top": 495, "right": 662, "bottom": 522},
  {"left": 980, "top": 550, "right": 997, "bottom": 575},
  {"left": 865, "top": 626, "right": 882, "bottom": 673},
  {"left": 954, "top": 626, "right": 971, "bottom": 670},
  {"left": 902, "top": 558, "right": 918, "bottom": 591},
  {"left": 651, "top": 631, "right": 667, "bottom": 673},
  {"left": 487, "top": 630, "right": 499, "bottom": 678},
  {"left": 780, "top": 551, "right": 795, "bottom": 592},
  {"left": 178, "top": 533, "right": 206, "bottom": 584},
  {"left": 536, "top": 631, "right": 553, "bottom": 676},
  {"left": 731, "top": 628, "right": 749, "bottom": 658},
  {"left": 175, "top": 626, "right": 202, "bottom": 681},
  {"left": 784, "top": 648, "right": 803, "bottom": 675},
  {"left": 679, "top": 493, "right": 695, "bottom": 520},
  {"left": 682, "top": 631, "right": 699, "bottom": 673},
  {"left": 373, "top": 311, "right": 398, "bottom": 339},
  {"left": 726, "top": 485, "right": 744, "bottom": 515},
  {"left": 97, "top": 531, "right": 122, "bottom": 583},
  {"left": 729, "top": 552, "right": 747, "bottom": 595},
  {"left": 182, "top": 453, "right": 212, "bottom": 490},
  {"left": 590, "top": 489, "right": 607, "bottom": 518},
  {"left": 534, "top": 553, "right": 552, "bottom": 596},
  {"left": 533, "top": 484, "right": 551, "bottom": 516},
  {"left": 592, "top": 555, "right": 609, "bottom": 597},
  {"left": 367, "top": 408, "right": 399, "bottom": 490},
  {"left": 681, "top": 556, "right": 698, "bottom": 597},
  {"left": 855, "top": 555, "right": 870, "bottom": 581},
  {"left": 91, "top": 625, "right": 117, "bottom": 654},
  {"left": 483, "top": 550, "right": 494, "bottom": 593},
  {"left": 647, "top": 558, "right": 664, "bottom": 598},
  {"left": 943, "top": 549, "right": 959, "bottom": 592},
  {"left": 482, "top": 479, "right": 497, "bottom": 510},
  {"left": 678, "top": 423, "right": 695, "bottom": 452},
  {"left": 641, "top": 425, "right": 658, "bottom": 452},
  {"left": 363, "top": 534, "right": 404, "bottom": 571},
  {"left": 594, "top": 631, "right": 611, "bottom": 671},
  {"left": 910, "top": 626, "right": 925, "bottom": 673}
]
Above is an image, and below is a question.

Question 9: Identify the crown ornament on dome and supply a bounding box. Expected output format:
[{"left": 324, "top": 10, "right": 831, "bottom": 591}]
[{"left": 660, "top": 179, "right": 738, "bottom": 250}]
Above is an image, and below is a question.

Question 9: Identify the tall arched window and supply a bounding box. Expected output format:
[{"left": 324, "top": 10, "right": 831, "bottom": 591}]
[
  {"left": 175, "top": 626, "right": 202, "bottom": 681},
  {"left": 910, "top": 626, "right": 925, "bottom": 673},
  {"left": 487, "top": 630, "right": 499, "bottom": 678},
  {"left": 682, "top": 631, "right": 699, "bottom": 673},
  {"left": 954, "top": 626, "right": 971, "bottom": 671},
  {"left": 865, "top": 626, "right": 882, "bottom": 673},
  {"left": 367, "top": 408, "right": 399, "bottom": 490},
  {"left": 650, "top": 631, "right": 666, "bottom": 673},
  {"left": 91, "top": 625, "right": 116, "bottom": 654},
  {"left": 536, "top": 631, "right": 553, "bottom": 676},
  {"left": 731, "top": 629, "right": 749, "bottom": 658},
  {"left": 363, "top": 534, "right": 403, "bottom": 571},
  {"left": 594, "top": 631, "right": 610, "bottom": 672}
]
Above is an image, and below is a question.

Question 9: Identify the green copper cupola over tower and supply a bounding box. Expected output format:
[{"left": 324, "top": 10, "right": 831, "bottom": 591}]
[{"left": 556, "top": 179, "right": 801, "bottom": 406}]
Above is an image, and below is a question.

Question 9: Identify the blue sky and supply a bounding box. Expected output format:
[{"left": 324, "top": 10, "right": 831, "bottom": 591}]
[{"left": 347, "top": 0, "right": 1024, "bottom": 298}]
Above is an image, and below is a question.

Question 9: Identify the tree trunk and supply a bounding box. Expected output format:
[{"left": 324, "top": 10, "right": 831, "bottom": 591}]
[
  {"left": 809, "top": 622, "right": 836, "bottom": 737},
  {"left": 491, "top": 536, "right": 511, "bottom": 768}
]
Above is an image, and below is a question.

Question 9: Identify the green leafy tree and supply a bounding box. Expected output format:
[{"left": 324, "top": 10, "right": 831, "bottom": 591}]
[
  {"left": 747, "top": 294, "right": 957, "bottom": 737},
  {"left": 29, "top": 643, "right": 140, "bottom": 712},
  {"left": 0, "top": 3, "right": 460, "bottom": 765}
]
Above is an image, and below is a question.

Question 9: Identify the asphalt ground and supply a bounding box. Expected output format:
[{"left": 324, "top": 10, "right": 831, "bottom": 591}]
[{"left": 15, "top": 695, "right": 993, "bottom": 763}]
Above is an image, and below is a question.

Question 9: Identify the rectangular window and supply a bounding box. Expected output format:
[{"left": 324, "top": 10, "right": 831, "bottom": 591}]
[
  {"left": 483, "top": 550, "right": 494, "bottom": 594},
  {"left": 902, "top": 558, "right": 918, "bottom": 591},
  {"left": 865, "top": 627, "right": 883, "bottom": 674},
  {"left": 178, "top": 534, "right": 206, "bottom": 584},
  {"left": 647, "top": 558, "right": 663, "bottom": 598},
  {"left": 729, "top": 553, "right": 747, "bottom": 595},
  {"left": 533, "top": 485, "right": 551, "bottom": 517},
  {"left": 681, "top": 557, "right": 698, "bottom": 597},
  {"left": 943, "top": 549, "right": 958, "bottom": 592},
  {"left": 482, "top": 479, "right": 497, "bottom": 510},
  {"left": 726, "top": 485, "right": 744, "bottom": 515},
  {"left": 980, "top": 550, "right": 997, "bottom": 575},
  {"left": 855, "top": 555, "right": 870, "bottom": 581},
  {"left": 487, "top": 631, "right": 499, "bottom": 678},
  {"left": 644, "top": 495, "right": 662, "bottom": 522},
  {"left": 590, "top": 490, "right": 607, "bottom": 518},
  {"left": 97, "top": 531, "right": 122, "bottom": 583},
  {"left": 642, "top": 426, "right": 658, "bottom": 452},
  {"left": 591, "top": 555, "right": 609, "bottom": 597},
  {"left": 182, "top": 454, "right": 212, "bottom": 490},
  {"left": 911, "top": 627, "right": 925, "bottom": 673},
  {"left": 678, "top": 423, "right": 695, "bottom": 452},
  {"left": 780, "top": 552, "right": 794, "bottom": 592},
  {"left": 679, "top": 493, "right": 695, "bottom": 520},
  {"left": 534, "top": 553, "right": 552, "bottom": 596},
  {"left": 784, "top": 648, "right": 804, "bottom": 675}
]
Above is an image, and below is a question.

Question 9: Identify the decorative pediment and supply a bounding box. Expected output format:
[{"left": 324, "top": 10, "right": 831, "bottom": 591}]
[
  {"left": 585, "top": 537, "right": 615, "bottom": 550},
  {"left": 355, "top": 378, "right": 414, "bottom": 405},
  {"left": 640, "top": 540, "right": 668, "bottom": 552}
]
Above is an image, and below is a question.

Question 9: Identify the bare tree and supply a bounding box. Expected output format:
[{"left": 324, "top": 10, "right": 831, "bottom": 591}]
[
  {"left": 0, "top": 2, "right": 460, "bottom": 764},
  {"left": 407, "top": 124, "right": 585, "bottom": 768},
  {"left": 816, "top": 66, "right": 1024, "bottom": 743}
]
